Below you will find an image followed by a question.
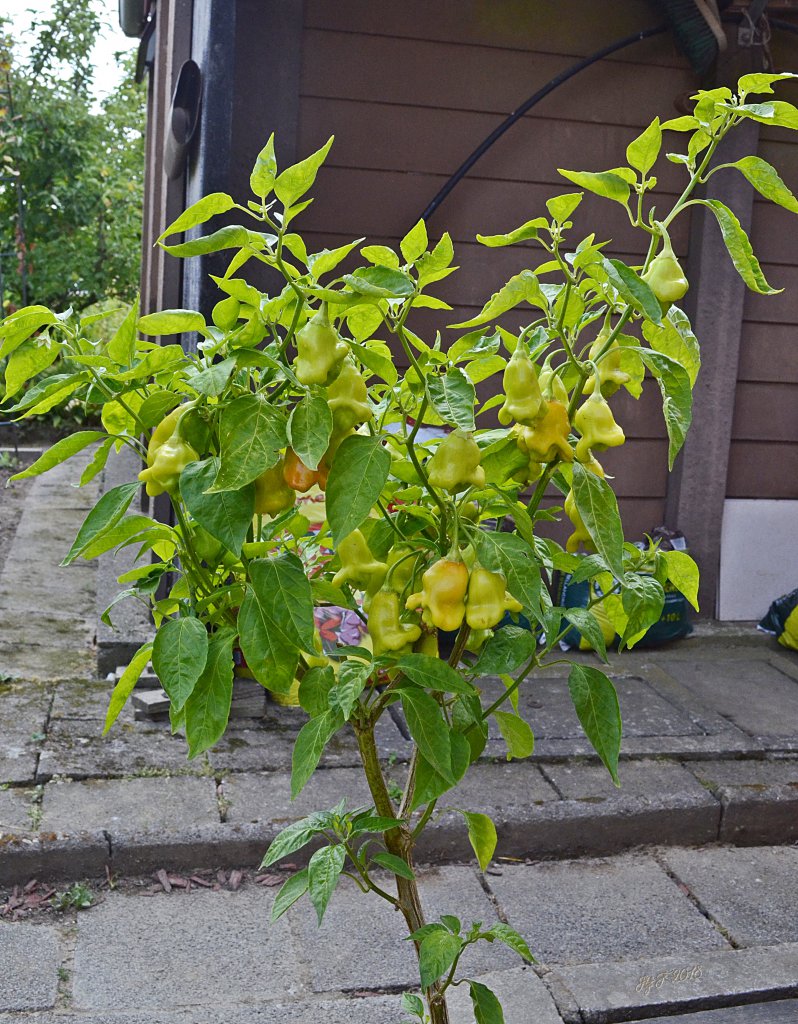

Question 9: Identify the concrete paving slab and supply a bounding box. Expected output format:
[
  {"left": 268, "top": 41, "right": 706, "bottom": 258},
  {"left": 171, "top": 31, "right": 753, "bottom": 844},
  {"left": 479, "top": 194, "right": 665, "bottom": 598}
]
[
  {"left": 0, "top": 921, "right": 62, "bottom": 1011},
  {"left": 222, "top": 768, "right": 372, "bottom": 825},
  {"left": 551, "top": 943, "right": 798, "bottom": 1024},
  {"left": 290, "top": 866, "right": 516, "bottom": 992},
  {"left": 663, "top": 846, "right": 798, "bottom": 946},
  {"left": 50, "top": 678, "right": 134, "bottom": 723},
  {"left": 0, "top": 996, "right": 404, "bottom": 1024},
  {"left": 626, "top": 998, "right": 798, "bottom": 1023},
  {"left": 659, "top": 658, "right": 798, "bottom": 738},
  {"left": 487, "top": 853, "right": 730, "bottom": 966},
  {"left": 0, "top": 785, "right": 36, "bottom": 834},
  {"left": 0, "top": 640, "right": 97, "bottom": 681},
  {"left": 480, "top": 675, "right": 704, "bottom": 742},
  {"left": 445, "top": 965, "right": 564, "bottom": 1024},
  {"left": 686, "top": 758, "right": 798, "bottom": 844},
  {"left": 544, "top": 757, "right": 713, "bottom": 800},
  {"left": 37, "top": 723, "right": 203, "bottom": 781},
  {"left": 72, "top": 888, "right": 303, "bottom": 1010},
  {"left": 0, "top": 682, "right": 50, "bottom": 783},
  {"left": 41, "top": 776, "right": 220, "bottom": 835}
]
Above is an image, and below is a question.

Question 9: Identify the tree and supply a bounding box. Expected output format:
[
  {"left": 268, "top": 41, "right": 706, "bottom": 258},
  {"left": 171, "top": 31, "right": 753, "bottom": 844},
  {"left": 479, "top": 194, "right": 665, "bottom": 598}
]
[{"left": 0, "top": 1, "right": 145, "bottom": 312}]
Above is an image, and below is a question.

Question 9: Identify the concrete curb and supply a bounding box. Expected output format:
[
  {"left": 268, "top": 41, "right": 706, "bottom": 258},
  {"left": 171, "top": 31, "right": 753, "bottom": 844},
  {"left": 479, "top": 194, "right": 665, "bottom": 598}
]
[{"left": 2, "top": 757, "right": 797, "bottom": 887}]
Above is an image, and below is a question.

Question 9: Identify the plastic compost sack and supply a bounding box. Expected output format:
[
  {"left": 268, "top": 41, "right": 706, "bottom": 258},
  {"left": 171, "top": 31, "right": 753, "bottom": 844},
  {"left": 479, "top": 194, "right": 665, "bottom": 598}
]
[
  {"left": 558, "top": 528, "right": 693, "bottom": 652},
  {"left": 758, "top": 589, "right": 798, "bottom": 651}
]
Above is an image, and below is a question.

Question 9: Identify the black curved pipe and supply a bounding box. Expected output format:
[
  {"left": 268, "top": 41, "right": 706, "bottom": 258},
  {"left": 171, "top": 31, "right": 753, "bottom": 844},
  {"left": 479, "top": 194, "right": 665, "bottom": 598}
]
[{"left": 418, "top": 24, "right": 670, "bottom": 224}]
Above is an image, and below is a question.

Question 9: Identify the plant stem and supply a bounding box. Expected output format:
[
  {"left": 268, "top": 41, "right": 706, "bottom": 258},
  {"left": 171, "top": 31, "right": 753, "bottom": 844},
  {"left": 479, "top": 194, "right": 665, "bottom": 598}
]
[{"left": 353, "top": 717, "right": 451, "bottom": 1024}]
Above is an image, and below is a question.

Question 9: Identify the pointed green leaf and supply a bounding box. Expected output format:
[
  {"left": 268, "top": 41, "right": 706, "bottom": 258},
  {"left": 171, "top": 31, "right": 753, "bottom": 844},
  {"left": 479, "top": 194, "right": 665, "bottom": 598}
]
[
  {"left": 62, "top": 482, "right": 140, "bottom": 566},
  {"left": 728, "top": 155, "right": 798, "bottom": 214},
  {"left": 103, "top": 643, "right": 153, "bottom": 735},
  {"left": 621, "top": 574, "right": 665, "bottom": 648},
  {"left": 400, "top": 219, "right": 428, "bottom": 263},
  {"left": 275, "top": 136, "right": 334, "bottom": 208},
  {"left": 184, "top": 627, "right": 235, "bottom": 757},
  {"left": 261, "top": 812, "right": 330, "bottom": 867},
  {"left": 476, "top": 217, "right": 548, "bottom": 248},
  {"left": 546, "top": 192, "right": 583, "bottom": 223},
  {"left": 626, "top": 118, "right": 662, "bottom": 176},
  {"left": 571, "top": 462, "right": 625, "bottom": 579},
  {"left": 10, "top": 431, "right": 106, "bottom": 482},
  {"left": 698, "top": 198, "right": 781, "bottom": 294},
  {"left": 108, "top": 298, "right": 139, "bottom": 367},
  {"left": 450, "top": 270, "right": 546, "bottom": 328},
  {"left": 188, "top": 356, "right": 237, "bottom": 398},
  {"left": 469, "top": 980, "right": 506, "bottom": 1024},
  {"left": 426, "top": 367, "right": 476, "bottom": 431},
  {"left": 138, "top": 309, "right": 207, "bottom": 336},
  {"left": 307, "top": 844, "right": 346, "bottom": 924},
  {"left": 152, "top": 617, "right": 209, "bottom": 712},
  {"left": 4, "top": 336, "right": 59, "bottom": 400},
  {"left": 642, "top": 307, "right": 700, "bottom": 387},
  {"left": 563, "top": 607, "right": 610, "bottom": 661},
  {"left": 638, "top": 349, "right": 692, "bottom": 469},
  {"left": 661, "top": 549, "right": 700, "bottom": 612},
  {"left": 558, "top": 168, "right": 630, "bottom": 205},
  {"left": 328, "top": 659, "right": 370, "bottom": 720},
  {"left": 291, "top": 710, "right": 343, "bottom": 799},
  {"left": 326, "top": 434, "right": 391, "bottom": 544},
  {"left": 460, "top": 811, "right": 497, "bottom": 870},
  {"left": 371, "top": 852, "right": 415, "bottom": 880},
  {"left": 419, "top": 929, "right": 462, "bottom": 989},
  {"left": 493, "top": 711, "right": 534, "bottom": 760},
  {"left": 180, "top": 459, "right": 254, "bottom": 557},
  {"left": 288, "top": 392, "right": 333, "bottom": 471},
  {"left": 396, "top": 654, "right": 476, "bottom": 694},
  {"left": 401, "top": 689, "right": 453, "bottom": 783},
  {"left": 568, "top": 664, "right": 622, "bottom": 785},
  {"left": 487, "top": 923, "right": 533, "bottom": 962},
  {"left": 157, "top": 192, "right": 236, "bottom": 242},
  {"left": 250, "top": 134, "right": 277, "bottom": 198},
  {"left": 602, "top": 258, "right": 662, "bottom": 324},
  {"left": 270, "top": 867, "right": 309, "bottom": 922},
  {"left": 211, "top": 394, "right": 287, "bottom": 491}
]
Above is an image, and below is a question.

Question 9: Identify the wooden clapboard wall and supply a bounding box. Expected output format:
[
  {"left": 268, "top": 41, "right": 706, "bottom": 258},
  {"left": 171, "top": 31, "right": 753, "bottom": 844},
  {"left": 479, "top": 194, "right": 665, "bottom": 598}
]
[{"left": 293, "top": 0, "right": 696, "bottom": 540}]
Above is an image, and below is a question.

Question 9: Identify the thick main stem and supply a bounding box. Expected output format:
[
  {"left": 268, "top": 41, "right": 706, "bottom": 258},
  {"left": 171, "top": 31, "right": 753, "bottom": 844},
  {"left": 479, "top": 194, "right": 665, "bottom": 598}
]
[{"left": 353, "top": 718, "right": 451, "bottom": 1024}]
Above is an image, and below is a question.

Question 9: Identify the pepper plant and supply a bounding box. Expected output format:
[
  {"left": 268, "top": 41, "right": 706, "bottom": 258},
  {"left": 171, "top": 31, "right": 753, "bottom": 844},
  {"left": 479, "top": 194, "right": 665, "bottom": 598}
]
[{"left": 3, "top": 74, "right": 797, "bottom": 1023}]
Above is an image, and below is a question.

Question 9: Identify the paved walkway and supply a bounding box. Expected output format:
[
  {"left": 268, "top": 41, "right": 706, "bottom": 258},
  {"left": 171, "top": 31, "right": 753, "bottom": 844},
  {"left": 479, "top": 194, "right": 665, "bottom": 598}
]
[{"left": 1, "top": 449, "right": 797, "bottom": 1021}]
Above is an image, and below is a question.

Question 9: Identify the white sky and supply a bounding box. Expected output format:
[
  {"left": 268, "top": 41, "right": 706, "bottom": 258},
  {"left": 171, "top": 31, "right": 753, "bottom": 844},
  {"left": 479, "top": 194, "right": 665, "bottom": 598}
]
[{"left": 1, "top": 0, "right": 137, "bottom": 104}]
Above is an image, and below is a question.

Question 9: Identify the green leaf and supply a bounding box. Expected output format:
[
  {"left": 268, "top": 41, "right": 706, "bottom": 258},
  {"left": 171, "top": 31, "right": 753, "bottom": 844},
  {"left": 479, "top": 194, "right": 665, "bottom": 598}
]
[
  {"left": 211, "top": 394, "right": 287, "bottom": 491},
  {"left": 103, "top": 643, "right": 153, "bottom": 734},
  {"left": 307, "top": 843, "right": 346, "bottom": 924},
  {"left": 157, "top": 192, "right": 236, "bottom": 242},
  {"left": 487, "top": 922, "right": 534, "bottom": 962},
  {"left": 371, "top": 851, "right": 415, "bottom": 880},
  {"left": 349, "top": 340, "right": 398, "bottom": 386},
  {"left": 396, "top": 654, "right": 475, "bottom": 694},
  {"left": 138, "top": 309, "right": 207, "bottom": 336},
  {"left": 80, "top": 438, "right": 113, "bottom": 487},
  {"left": 568, "top": 664, "right": 622, "bottom": 785},
  {"left": 291, "top": 710, "right": 343, "bottom": 799},
  {"left": 180, "top": 459, "right": 254, "bottom": 557},
  {"left": 152, "top": 617, "right": 209, "bottom": 712},
  {"left": 400, "top": 219, "right": 428, "bottom": 263},
  {"left": 298, "top": 665, "right": 337, "bottom": 717},
  {"left": 360, "top": 244, "right": 400, "bottom": 268},
  {"left": 417, "top": 232, "right": 456, "bottom": 287},
  {"left": 77, "top": 513, "right": 161, "bottom": 561},
  {"left": 0, "top": 306, "right": 56, "bottom": 360},
  {"left": 10, "top": 431, "right": 106, "bottom": 482},
  {"left": 558, "top": 168, "right": 630, "bottom": 205},
  {"left": 661, "top": 549, "right": 700, "bottom": 611},
  {"left": 343, "top": 265, "right": 415, "bottom": 298},
  {"left": 238, "top": 554, "right": 316, "bottom": 695},
  {"left": 493, "top": 711, "right": 535, "bottom": 759},
  {"left": 107, "top": 298, "right": 139, "bottom": 367},
  {"left": 546, "top": 192, "right": 583, "bottom": 223},
  {"left": 62, "top": 482, "right": 140, "bottom": 566},
  {"left": 4, "top": 336, "right": 59, "bottom": 400},
  {"left": 250, "top": 134, "right": 277, "bottom": 198},
  {"left": 476, "top": 217, "right": 548, "bottom": 248},
  {"left": 401, "top": 689, "right": 453, "bottom": 783},
  {"left": 270, "top": 867, "right": 309, "bottom": 922},
  {"left": 564, "top": 607, "right": 609, "bottom": 662},
  {"left": 328, "top": 659, "right": 370, "bottom": 720},
  {"left": 288, "top": 392, "right": 333, "bottom": 471},
  {"left": 626, "top": 118, "right": 662, "bottom": 176},
  {"left": 602, "top": 258, "right": 662, "bottom": 324},
  {"left": 162, "top": 226, "right": 269, "bottom": 258},
  {"left": 188, "top": 357, "right": 237, "bottom": 398},
  {"left": 261, "top": 812, "right": 330, "bottom": 867},
  {"left": 419, "top": 929, "right": 462, "bottom": 989},
  {"left": 697, "top": 198, "right": 781, "bottom": 294},
  {"left": 309, "top": 239, "right": 363, "bottom": 279},
  {"left": 469, "top": 980, "right": 506, "bottom": 1024},
  {"left": 728, "top": 155, "right": 798, "bottom": 214},
  {"left": 642, "top": 308, "right": 700, "bottom": 387},
  {"left": 726, "top": 99, "right": 798, "bottom": 130},
  {"left": 460, "top": 811, "right": 497, "bottom": 870},
  {"left": 737, "top": 72, "right": 798, "bottom": 99},
  {"left": 184, "top": 627, "right": 235, "bottom": 757},
  {"left": 427, "top": 367, "right": 476, "bottom": 431},
  {"left": 571, "top": 462, "right": 625, "bottom": 579},
  {"left": 401, "top": 992, "right": 426, "bottom": 1017},
  {"left": 473, "top": 626, "right": 537, "bottom": 676},
  {"left": 116, "top": 344, "right": 186, "bottom": 382},
  {"left": 450, "top": 270, "right": 546, "bottom": 329},
  {"left": 326, "top": 434, "right": 391, "bottom": 543},
  {"left": 621, "top": 574, "right": 665, "bottom": 648},
  {"left": 472, "top": 532, "right": 541, "bottom": 616},
  {"left": 638, "top": 349, "right": 692, "bottom": 469},
  {"left": 274, "top": 136, "right": 333, "bottom": 208}
]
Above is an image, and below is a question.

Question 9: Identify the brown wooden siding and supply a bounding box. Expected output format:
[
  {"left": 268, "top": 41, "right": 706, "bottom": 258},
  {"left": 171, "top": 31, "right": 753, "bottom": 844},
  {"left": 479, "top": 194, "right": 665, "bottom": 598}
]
[{"left": 295, "top": 0, "right": 700, "bottom": 539}]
